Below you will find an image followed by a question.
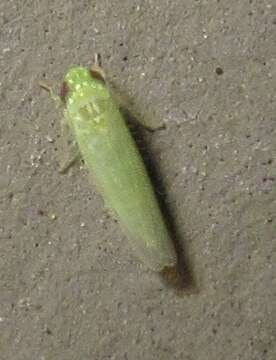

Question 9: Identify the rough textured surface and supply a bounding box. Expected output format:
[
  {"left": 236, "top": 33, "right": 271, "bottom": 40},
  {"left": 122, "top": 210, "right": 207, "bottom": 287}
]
[{"left": 0, "top": 1, "right": 275, "bottom": 359}]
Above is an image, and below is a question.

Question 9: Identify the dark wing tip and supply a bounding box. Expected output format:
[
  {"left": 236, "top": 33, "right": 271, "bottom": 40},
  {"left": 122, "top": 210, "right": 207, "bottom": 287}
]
[{"left": 160, "top": 265, "right": 199, "bottom": 296}]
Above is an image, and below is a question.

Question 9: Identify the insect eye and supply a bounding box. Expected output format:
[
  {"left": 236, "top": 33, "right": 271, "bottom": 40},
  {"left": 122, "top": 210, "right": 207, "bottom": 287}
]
[
  {"left": 89, "top": 69, "right": 105, "bottom": 83},
  {"left": 59, "top": 81, "right": 69, "bottom": 102}
]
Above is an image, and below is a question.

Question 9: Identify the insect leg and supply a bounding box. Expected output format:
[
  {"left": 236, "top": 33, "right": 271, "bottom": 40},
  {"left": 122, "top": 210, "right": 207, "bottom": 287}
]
[
  {"left": 40, "top": 81, "right": 82, "bottom": 172},
  {"left": 58, "top": 115, "right": 81, "bottom": 173},
  {"left": 128, "top": 112, "right": 166, "bottom": 132},
  {"left": 59, "top": 152, "right": 81, "bottom": 173},
  {"left": 39, "top": 82, "right": 62, "bottom": 108},
  {"left": 109, "top": 85, "right": 166, "bottom": 132}
]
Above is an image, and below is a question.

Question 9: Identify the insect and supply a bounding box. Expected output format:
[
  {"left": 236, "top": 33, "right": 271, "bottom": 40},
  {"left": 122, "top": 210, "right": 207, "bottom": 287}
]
[{"left": 43, "top": 58, "right": 178, "bottom": 274}]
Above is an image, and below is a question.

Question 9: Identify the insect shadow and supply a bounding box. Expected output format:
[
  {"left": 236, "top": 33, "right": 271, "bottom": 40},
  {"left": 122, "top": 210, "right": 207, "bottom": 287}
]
[{"left": 120, "top": 106, "right": 197, "bottom": 294}]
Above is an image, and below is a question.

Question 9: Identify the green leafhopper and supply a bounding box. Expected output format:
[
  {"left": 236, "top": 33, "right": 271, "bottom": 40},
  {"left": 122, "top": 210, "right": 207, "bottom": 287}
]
[{"left": 48, "top": 60, "right": 178, "bottom": 275}]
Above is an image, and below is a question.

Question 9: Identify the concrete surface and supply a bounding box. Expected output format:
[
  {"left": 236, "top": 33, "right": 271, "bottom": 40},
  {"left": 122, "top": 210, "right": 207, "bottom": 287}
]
[{"left": 0, "top": 1, "right": 275, "bottom": 359}]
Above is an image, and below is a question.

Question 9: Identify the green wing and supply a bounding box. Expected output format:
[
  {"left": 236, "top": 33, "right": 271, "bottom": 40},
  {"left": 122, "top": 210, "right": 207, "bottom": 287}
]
[{"left": 64, "top": 67, "right": 177, "bottom": 271}]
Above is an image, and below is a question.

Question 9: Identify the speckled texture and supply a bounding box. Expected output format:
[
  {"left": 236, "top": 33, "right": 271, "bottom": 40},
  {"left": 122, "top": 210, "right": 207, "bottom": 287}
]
[{"left": 0, "top": 1, "right": 275, "bottom": 359}]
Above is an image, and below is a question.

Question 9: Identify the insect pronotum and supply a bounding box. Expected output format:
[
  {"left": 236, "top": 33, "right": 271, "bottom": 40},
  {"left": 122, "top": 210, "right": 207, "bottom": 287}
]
[{"left": 46, "top": 59, "right": 178, "bottom": 275}]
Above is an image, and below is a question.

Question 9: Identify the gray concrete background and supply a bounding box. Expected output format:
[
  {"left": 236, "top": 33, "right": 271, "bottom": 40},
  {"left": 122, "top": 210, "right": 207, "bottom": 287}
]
[{"left": 0, "top": 1, "right": 275, "bottom": 359}]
